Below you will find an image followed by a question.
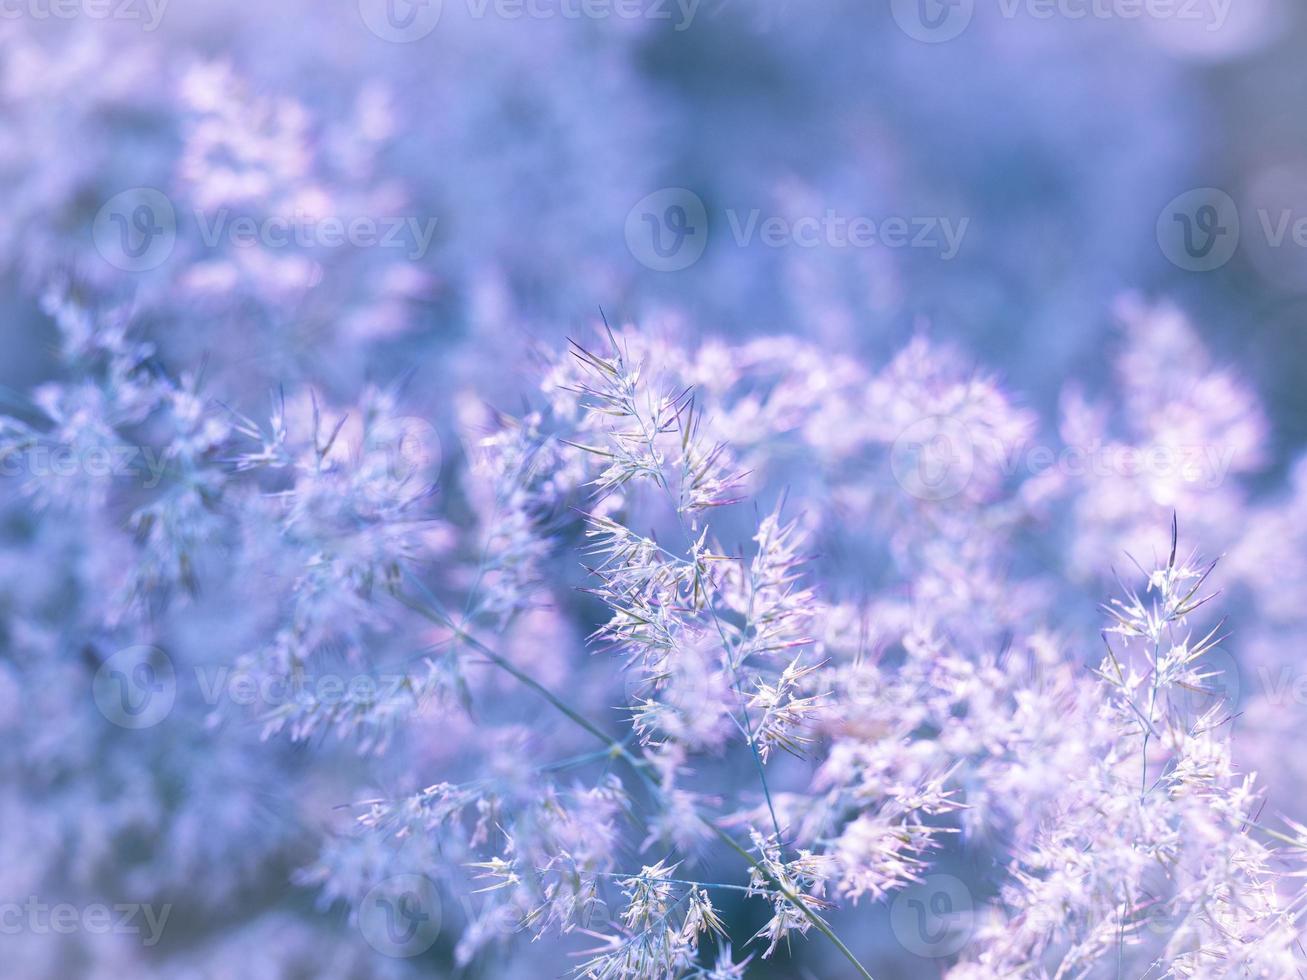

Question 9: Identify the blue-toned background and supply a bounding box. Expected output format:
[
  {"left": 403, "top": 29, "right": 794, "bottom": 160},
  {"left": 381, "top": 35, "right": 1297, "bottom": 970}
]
[{"left": 3, "top": 1, "right": 1306, "bottom": 977}]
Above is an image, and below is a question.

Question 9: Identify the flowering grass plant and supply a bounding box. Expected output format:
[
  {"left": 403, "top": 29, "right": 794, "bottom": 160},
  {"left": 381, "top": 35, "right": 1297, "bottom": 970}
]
[{"left": 4, "top": 5, "right": 1307, "bottom": 978}]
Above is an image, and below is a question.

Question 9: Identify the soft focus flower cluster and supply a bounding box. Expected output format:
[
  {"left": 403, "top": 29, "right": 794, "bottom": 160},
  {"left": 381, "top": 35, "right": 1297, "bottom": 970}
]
[{"left": 4, "top": 2, "right": 1307, "bottom": 978}]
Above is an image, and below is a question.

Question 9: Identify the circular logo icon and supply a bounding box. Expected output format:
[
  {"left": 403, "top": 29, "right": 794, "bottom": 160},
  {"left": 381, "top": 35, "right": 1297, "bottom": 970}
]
[
  {"left": 92, "top": 645, "right": 176, "bottom": 729},
  {"left": 844, "top": 662, "right": 905, "bottom": 711},
  {"left": 622, "top": 657, "right": 716, "bottom": 711},
  {"left": 621, "top": 649, "right": 729, "bottom": 748},
  {"left": 358, "top": 0, "right": 442, "bottom": 42},
  {"left": 622, "top": 662, "right": 654, "bottom": 712},
  {"left": 890, "top": 415, "right": 975, "bottom": 501},
  {"left": 92, "top": 188, "right": 177, "bottom": 272},
  {"left": 1175, "top": 645, "right": 1240, "bottom": 718},
  {"left": 359, "top": 874, "right": 442, "bottom": 957},
  {"left": 890, "top": 0, "right": 975, "bottom": 43},
  {"left": 1157, "top": 188, "right": 1241, "bottom": 272},
  {"left": 366, "top": 416, "right": 442, "bottom": 488},
  {"left": 1137, "top": 896, "right": 1178, "bottom": 939},
  {"left": 625, "top": 188, "right": 709, "bottom": 272},
  {"left": 890, "top": 873, "right": 975, "bottom": 958}
]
